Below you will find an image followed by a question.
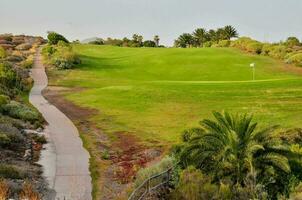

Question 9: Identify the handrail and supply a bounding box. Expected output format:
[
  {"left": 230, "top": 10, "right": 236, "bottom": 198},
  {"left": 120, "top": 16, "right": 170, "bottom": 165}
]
[{"left": 128, "top": 167, "right": 173, "bottom": 200}]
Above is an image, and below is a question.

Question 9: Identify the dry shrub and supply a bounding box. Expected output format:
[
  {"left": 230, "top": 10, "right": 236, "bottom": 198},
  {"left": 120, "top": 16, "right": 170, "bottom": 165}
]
[
  {"left": 0, "top": 179, "right": 9, "bottom": 200},
  {"left": 19, "top": 181, "right": 40, "bottom": 200}
]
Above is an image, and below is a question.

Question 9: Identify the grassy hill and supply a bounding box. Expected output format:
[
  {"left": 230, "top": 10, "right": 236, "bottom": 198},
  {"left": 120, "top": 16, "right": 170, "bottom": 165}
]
[{"left": 48, "top": 45, "right": 302, "bottom": 143}]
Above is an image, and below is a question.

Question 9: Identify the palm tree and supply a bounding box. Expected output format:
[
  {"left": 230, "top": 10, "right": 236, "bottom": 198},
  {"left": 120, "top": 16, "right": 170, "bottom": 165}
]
[
  {"left": 192, "top": 28, "right": 208, "bottom": 47},
  {"left": 207, "top": 29, "right": 218, "bottom": 43},
  {"left": 179, "top": 111, "right": 296, "bottom": 185},
  {"left": 154, "top": 35, "right": 160, "bottom": 47},
  {"left": 223, "top": 25, "right": 238, "bottom": 40},
  {"left": 175, "top": 33, "right": 194, "bottom": 48}
]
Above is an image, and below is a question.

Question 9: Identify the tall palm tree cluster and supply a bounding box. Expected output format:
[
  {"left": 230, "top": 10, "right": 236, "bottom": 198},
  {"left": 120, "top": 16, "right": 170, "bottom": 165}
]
[
  {"left": 174, "top": 25, "right": 238, "bottom": 48},
  {"left": 174, "top": 111, "right": 302, "bottom": 199}
]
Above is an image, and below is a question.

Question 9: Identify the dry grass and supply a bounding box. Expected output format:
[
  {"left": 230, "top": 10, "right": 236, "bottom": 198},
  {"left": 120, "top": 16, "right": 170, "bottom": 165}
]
[
  {"left": 19, "top": 181, "right": 40, "bottom": 200},
  {"left": 0, "top": 179, "right": 9, "bottom": 200}
]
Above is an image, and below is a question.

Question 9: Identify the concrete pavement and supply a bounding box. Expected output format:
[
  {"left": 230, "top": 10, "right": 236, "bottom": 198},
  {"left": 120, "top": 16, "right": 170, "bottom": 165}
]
[{"left": 29, "top": 49, "right": 92, "bottom": 200}]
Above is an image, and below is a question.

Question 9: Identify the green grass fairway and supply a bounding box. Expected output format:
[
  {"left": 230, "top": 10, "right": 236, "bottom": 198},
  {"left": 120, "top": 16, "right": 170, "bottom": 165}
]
[{"left": 48, "top": 45, "right": 302, "bottom": 143}]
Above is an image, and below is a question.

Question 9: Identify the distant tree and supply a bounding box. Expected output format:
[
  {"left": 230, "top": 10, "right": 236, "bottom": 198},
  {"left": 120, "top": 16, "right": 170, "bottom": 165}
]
[
  {"left": 175, "top": 33, "right": 194, "bottom": 48},
  {"left": 223, "top": 25, "right": 239, "bottom": 40},
  {"left": 132, "top": 34, "right": 143, "bottom": 47},
  {"left": 216, "top": 28, "right": 228, "bottom": 41},
  {"left": 143, "top": 40, "right": 156, "bottom": 47},
  {"left": 207, "top": 29, "right": 218, "bottom": 43},
  {"left": 122, "top": 37, "right": 131, "bottom": 47},
  {"left": 47, "top": 31, "right": 69, "bottom": 45},
  {"left": 193, "top": 28, "right": 208, "bottom": 47},
  {"left": 285, "top": 37, "right": 300, "bottom": 47},
  {"left": 138, "top": 35, "right": 143, "bottom": 46},
  {"left": 154, "top": 35, "right": 160, "bottom": 47},
  {"left": 88, "top": 38, "right": 104, "bottom": 45}
]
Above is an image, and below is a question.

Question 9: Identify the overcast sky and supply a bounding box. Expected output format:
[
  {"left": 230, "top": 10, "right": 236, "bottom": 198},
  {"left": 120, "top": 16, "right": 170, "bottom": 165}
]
[{"left": 1, "top": 0, "right": 301, "bottom": 45}]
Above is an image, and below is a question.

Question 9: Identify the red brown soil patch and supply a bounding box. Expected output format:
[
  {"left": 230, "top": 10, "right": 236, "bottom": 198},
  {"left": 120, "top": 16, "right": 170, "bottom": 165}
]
[
  {"left": 43, "top": 86, "right": 163, "bottom": 199},
  {"left": 111, "top": 132, "right": 162, "bottom": 184},
  {"left": 42, "top": 87, "right": 98, "bottom": 120}
]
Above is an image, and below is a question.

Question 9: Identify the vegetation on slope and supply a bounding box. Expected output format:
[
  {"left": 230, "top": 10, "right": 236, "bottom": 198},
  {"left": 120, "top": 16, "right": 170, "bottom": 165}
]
[{"left": 0, "top": 34, "right": 48, "bottom": 199}]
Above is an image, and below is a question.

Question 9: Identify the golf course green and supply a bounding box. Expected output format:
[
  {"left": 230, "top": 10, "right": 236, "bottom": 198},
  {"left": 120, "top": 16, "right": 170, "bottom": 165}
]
[{"left": 47, "top": 45, "right": 302, "bottom": 143}]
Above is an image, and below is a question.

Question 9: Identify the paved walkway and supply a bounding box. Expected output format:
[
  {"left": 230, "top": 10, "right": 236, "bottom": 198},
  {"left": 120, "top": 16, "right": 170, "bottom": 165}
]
[{"left": 29, "top": 49, "right": 92, "bottom": 200}]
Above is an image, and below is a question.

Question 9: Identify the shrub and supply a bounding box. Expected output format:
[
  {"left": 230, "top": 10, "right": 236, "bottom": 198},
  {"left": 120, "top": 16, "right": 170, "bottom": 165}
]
[
  {"left": 286, "top": 52, "right": 302, "bottom": 67},
  {"left": 0, "top": 164, "right": 23, "bottom": 179},
  {"left": 41, "top": 45, "right": 56, "bottom": 58},
  {"left": 51, "top": 47, "right": 80, "bottom": 69},
  {"left": 231, "top": 37, "right": 254, "bottom": 50},
  {"left": 32, "top": 134, "right": 47, "bottom": 144},
  {"left": 203, "top": 41, "right": 212, "bottom": 47},
  {"left": 20, "top": 55, "right": 34, "bottom": 69},
  {"left": 2, "top": 101, "right": 41, "bottom": 123},
  {"left": 0, "top": 62, "right": 21, "bottom": 91},
  {"left": 0, "top": 179, "right": 9, "bottom": 200},
  {"left": 19, "top": 181, "right": 40, "bottom": 200},
  {"left": 171, "top": 166, "right": 221, "bottom": 200},
  {"left": 285, "top": 37, "right": 300, "bottom": 48},
  {"left": 15, "top": 43, "right": 32, "bottom": 51},
  {"left": 6, "top": 55, "right": 24, "bottom": 62},
  {"left": 268, "top": 45, "right": 287, "bottom": 59},
  {"left": 261, "top": 43, "right": 274, "bottom": 56},
  {"left": 143, "top": 40, "right": 156, "bottom": 47},
  {"left": 134, "top": 156, "right": 174, "bottom": 187},
  {"left": 47, "top": 32, "right": 69, "bottom": 45},
  {"left": 217, "top": 40, "right": 231, "bottom": 47},
  {"left": 0, "top": 133, "right": 11, "bottom": 147},
  {"left": 0, "top": 123, "right": 24, "bottom": 146},
  {"left": 0, "top": 95, "right": 9, "bottom": 107},
  {"left": 0, "top": 46, "right": 6, "bottom": 59},
  {"left": 246, "top": 41, "right": 263, "bottom": 54}
]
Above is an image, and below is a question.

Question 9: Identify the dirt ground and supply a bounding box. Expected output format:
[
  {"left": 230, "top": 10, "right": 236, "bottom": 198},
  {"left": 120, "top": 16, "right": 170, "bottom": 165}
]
[{"left": 43, "top": 86, "right": 163, "bottom": 200}]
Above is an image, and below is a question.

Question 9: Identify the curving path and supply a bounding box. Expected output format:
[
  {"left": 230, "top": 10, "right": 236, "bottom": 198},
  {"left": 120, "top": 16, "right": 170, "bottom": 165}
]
[{"left": 29, "top": 49, "right": 92, "bottom": 200}]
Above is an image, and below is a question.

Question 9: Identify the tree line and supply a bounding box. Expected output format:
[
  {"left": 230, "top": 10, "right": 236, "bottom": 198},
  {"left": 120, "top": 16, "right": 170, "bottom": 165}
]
[
  {"left": 88, "top": 34, "right": 163, "bottom": 48},
  {"left": 174, "top": 25, "right": 238, "bottom": 48}
]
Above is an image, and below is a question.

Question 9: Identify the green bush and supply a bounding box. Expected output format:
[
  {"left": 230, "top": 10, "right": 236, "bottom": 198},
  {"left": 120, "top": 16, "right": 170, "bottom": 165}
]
[
  {"left": 203, "top": 41, "right": 212, "bottom": 47},
  {"left": 3, "top": 101, "right": 41, "bottom": 123},
  {"left": 42, "top": 45, "right": 80, "bottom": 69},
  {"left": 285, "top": 37, "right": 300, "bottom": 48},
  {"left": 286, "top": 52, "right": 302, "bottom": 67},
  {"left": 268, "top": 45, "right": 287, "bottom": 59},
  {"left": 261, "top": 43, "right": 274, "bottom": 56},
  {"left": 42, "top": 45, "right": 56, "bottom": 58},
  {"left": 231, "top": 37, "right": 254, "bottom": 50},
  {"left": 32, "top": 134, "right": 47, "bottom": 144},
  {"left": 134, "top": 156, "right": 174, "bottom": 187},
  {"left": 52, "top": 47, "right": 80, "bottom": 69},
  {"left": 20, "top": 55, "right": 34, "bottom": 69},
  {"left": 246, "top": 42, "right": 263, "bottom": 54},
  {"left": 0, "top": 62, "right": 21, "bottom": 91},
  {"left": 171, "top": 166, "right": 223, "bottom": 200},
  {"left": 0, "top": 94, "right": 9, "bottom": 107},
  {"left": 0, "top": 164, "right": 23, "bottom": 179},
  {"left": 47, "top": 32, "right": 69, "bottom": 45},
  {"left": 217, "top": 40, "right": 231, "bottom": 47},
  {"left": 0, "top": 46, "right": 6, "bottom": 59},
  {"left": 0, "top": 133, "right": 11, "bottom": 147},
  {"left": 0, "top": 123, "right": 24, "bottom": 145}
]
